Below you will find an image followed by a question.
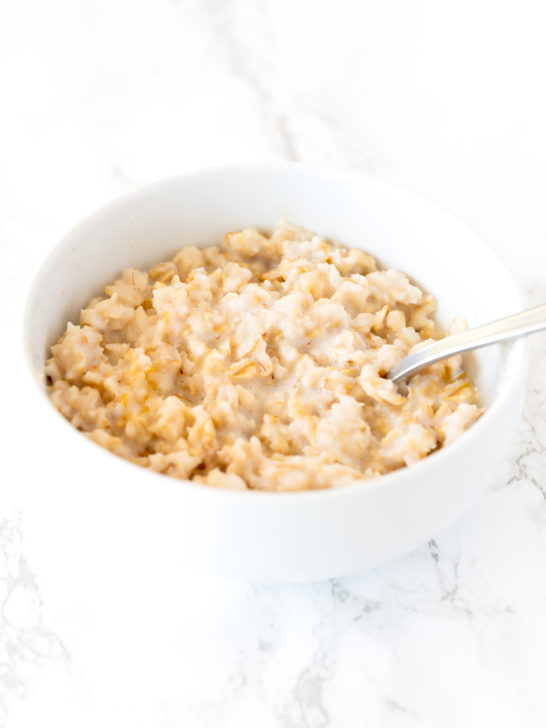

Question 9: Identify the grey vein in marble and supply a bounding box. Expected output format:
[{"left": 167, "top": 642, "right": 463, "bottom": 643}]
[{"left": 0, "top": 517, "right": 68, "bottom": 727}]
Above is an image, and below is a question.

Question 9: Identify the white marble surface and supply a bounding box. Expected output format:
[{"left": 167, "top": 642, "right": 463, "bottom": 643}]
[{"left": 1, "top": 1, "right": 546, "bottom": 726}]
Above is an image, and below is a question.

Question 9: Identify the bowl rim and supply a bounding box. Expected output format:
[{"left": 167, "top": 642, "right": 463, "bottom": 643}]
[{"left": 23, "top": 160, "right": 529, "bottom": 504}]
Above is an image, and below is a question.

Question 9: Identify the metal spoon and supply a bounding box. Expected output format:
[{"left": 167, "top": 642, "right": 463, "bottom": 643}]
[{"left": 386, "top": 303, "right": 546, "bottom": 385}]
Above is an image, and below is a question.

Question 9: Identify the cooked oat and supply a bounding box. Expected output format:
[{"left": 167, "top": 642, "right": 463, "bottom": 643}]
[{"left": 46, "top": 225, "right": 482, "bottom": 491}]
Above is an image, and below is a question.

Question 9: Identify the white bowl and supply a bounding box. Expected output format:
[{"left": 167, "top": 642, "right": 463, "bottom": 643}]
[{"left": 23, "top": 163, "right": 527, "bottom": 584}]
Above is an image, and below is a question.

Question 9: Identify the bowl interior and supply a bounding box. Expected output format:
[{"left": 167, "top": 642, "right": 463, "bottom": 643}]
[{"left": 25, "top": 164, "right": 523, "bottom": 408}]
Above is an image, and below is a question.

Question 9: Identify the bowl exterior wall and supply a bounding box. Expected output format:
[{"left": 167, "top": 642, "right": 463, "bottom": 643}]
[{"left": 19, "top": 369, "right": 526, "bottom": 591}]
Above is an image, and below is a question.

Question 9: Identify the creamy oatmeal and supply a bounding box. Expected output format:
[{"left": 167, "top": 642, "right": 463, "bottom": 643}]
[{"left": 46, "top": 225, "right": 482, "bottom": 491}]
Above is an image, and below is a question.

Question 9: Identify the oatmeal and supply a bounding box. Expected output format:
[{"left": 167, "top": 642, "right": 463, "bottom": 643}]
[{"left": 46, "top": 225, "right": 482, "bottom": 491}]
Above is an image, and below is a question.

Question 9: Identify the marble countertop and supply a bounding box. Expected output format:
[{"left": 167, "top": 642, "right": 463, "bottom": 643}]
[{"left": 1, "top": 1, "right": 546, "bottom": 726}]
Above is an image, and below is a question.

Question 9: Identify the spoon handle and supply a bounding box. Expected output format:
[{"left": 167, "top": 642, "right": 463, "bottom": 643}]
[{"left": 387, "top": 303, "right": 546, "bottom": 384}]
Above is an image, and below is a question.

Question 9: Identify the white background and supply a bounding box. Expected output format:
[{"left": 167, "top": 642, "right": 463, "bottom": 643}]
[{"left": 1, "top": 1, "right": 546, "bottom": 726}]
